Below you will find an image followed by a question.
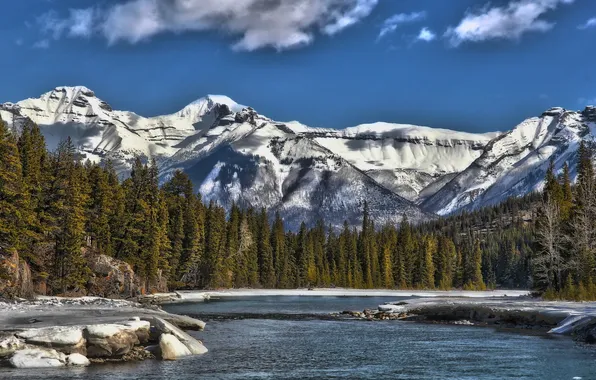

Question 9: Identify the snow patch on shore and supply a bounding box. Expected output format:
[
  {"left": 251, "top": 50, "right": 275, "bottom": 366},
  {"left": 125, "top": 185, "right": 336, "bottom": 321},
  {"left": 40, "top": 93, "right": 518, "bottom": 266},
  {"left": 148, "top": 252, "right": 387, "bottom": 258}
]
[{"left": 174, "top": 288, "right": 530, "bottom": 301}]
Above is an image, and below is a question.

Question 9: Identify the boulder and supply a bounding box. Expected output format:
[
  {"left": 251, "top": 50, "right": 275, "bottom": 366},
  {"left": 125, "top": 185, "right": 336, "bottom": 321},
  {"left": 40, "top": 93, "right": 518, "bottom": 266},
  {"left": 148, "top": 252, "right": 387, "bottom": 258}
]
[
  {"left": 66, "top": 353, "right": 90, "bottom": 366},
  {"left": 159, "top": 334, "right": 191, "bottom": 361},
  {"left": 0, "top": 334, "right": 25, "bottom": 358},
  {"left": 16, "top": 326, "right": 86, "bottom": 355},
  {"left": 162, "top": 314, "right": 206, "bottom": 331},
  {"left": 9, "top": 348, "right": 67, "bottom": 368},
  {"left": 573, "top": 320, "right": 596, "bottom": 344},
  {"left": 149, "top": 317, "right": 208, "bottom": 355},
  {"left": 84, "top": 322, "right": 148, "bottom": 358}
]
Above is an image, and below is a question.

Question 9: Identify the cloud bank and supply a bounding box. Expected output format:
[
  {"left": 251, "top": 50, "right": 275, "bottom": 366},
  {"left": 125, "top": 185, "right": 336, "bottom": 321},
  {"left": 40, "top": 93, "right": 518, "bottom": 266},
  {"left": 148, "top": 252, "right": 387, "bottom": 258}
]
[
  {"left": 445, "top": 0, "right": 573, "bottom": 46},
  {"left": 37, "top": 0, "right": 379, "bottom": 51}
]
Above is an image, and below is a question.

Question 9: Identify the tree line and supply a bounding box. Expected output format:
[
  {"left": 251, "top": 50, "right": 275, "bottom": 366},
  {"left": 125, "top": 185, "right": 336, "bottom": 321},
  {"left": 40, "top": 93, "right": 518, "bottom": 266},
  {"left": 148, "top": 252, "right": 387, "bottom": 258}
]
[
  {"left": 535, "top": 142, "right": 596, "bottom": 300},
  {"left": 0, "top": 116, "right": 545, "bottom": 295}
]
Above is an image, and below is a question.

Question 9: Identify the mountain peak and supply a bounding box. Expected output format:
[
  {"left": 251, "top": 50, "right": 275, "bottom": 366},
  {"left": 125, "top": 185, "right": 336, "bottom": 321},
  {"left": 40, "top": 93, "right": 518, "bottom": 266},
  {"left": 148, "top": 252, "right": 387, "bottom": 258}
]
[
  {"left": 189, "top": 94, "right": 245, "bottom": 112},
  {"left": 174, "top": 94, "right": 246, "bottom": 121},
  {"left": 51, "top": 86, "right": 96, "bottom": 98}
]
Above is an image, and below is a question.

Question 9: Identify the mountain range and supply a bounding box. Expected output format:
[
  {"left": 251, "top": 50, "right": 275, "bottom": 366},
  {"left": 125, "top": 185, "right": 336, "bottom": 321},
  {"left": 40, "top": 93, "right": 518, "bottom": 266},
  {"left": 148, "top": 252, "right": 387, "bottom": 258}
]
[{"left": 1, "top": 86, "right": 595, "bottom": 229}]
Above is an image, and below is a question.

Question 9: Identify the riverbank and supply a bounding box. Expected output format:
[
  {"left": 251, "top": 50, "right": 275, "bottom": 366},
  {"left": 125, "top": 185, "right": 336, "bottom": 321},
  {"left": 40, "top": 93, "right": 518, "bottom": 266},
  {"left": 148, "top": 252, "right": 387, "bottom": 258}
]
[
  {"left": 334, "top": 296, "right": 596, "bottom": 344},
  {"left": 0, "top": 296, "right": 208, "bottom": 369}
]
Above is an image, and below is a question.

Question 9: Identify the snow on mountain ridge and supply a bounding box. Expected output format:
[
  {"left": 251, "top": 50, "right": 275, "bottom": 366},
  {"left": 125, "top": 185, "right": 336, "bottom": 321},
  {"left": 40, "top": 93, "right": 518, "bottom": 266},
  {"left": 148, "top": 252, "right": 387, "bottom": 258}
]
[
  {"left": 422, "top": 107, "right": 594, "bottom": 215},
  {"left": 3, "top": 85, "right": 595, "bottom": 227}
]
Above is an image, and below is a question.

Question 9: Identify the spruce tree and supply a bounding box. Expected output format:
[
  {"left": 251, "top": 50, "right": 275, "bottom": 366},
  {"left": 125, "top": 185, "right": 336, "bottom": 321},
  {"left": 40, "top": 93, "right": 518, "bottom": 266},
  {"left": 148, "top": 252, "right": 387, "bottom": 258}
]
[
  {"left": 256, "top": 208, "right": 275, "bottom": 288},
  {"left": 51, "top": 139, "right": 90, "bottom": 294},
  {"left": 0, "top": 117, "right": 25, "bottom": 254},
  {"left": 271, "top": 212, "right": 285, "bottom": 286}
]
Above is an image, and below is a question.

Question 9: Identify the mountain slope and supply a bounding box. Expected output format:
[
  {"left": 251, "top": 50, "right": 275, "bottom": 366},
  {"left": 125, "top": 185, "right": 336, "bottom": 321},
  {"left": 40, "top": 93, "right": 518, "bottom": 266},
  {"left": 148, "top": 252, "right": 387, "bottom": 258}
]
[
  {"left": 294, "top": 122, "right": 497, "bottom": 202},
  {"left": 423, "top": 106, "right": 596, "bottom": 215},
  {"left": 0, "top": 86, "right": 242, "bottom": 171}
]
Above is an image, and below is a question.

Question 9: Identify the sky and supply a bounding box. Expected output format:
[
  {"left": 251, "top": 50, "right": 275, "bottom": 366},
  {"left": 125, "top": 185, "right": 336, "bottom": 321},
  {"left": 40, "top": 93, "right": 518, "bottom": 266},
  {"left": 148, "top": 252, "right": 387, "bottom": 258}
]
[{"left": 1, "top": 0, "right": 595, "bottom": 133}]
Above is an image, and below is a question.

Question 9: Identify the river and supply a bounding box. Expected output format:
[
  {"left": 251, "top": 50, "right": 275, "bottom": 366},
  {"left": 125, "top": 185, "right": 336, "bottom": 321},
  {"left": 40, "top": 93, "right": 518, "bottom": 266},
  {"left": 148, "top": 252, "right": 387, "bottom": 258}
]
[{"left": 4, "top": 296, "right": 596, "bottom": 379}]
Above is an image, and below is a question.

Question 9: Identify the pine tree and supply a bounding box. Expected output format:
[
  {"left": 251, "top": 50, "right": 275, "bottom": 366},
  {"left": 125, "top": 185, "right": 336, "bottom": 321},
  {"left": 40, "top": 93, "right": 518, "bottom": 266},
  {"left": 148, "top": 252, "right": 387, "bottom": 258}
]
[
  {"left": 164, "top": 171, "right": 203, "bottom": 286},
  {"left": 359, "top": 201, "right": 374, "bottom": 288},
  {"left": 204, "top": 202, "right": 226, "bottom": 288},
  {"left": 245, "top": 208, "right": 260, "bottom": 287},
  {"left": 17, "top": 120, "right": 47, "bottom": 258},
  {"left": 86, "top": 164, "right": 112, "bottom": 255},
  {"left": 397, "top": 215, "right": 415, "bottom": 288},
  {"left": 271, "top": 212, "right": 285, "bottom": 287},
  {"left": 0, "top": 117, "right": 26, "bottom": 254},
  {"left": 560, "top": 162, "right": 573, "bottom": 220},
  {"left": 466, "top": 239, "right": 485, "bottom": 290},
  {"left": 421, "top": 235, "right": 436, "bottom": 289},
  {"left": 381, "top": 236, "right": 394, "bottom": 288},
  {"left": 257, "top": 208, "right": 275, "bottom": 288},
  {"left": 51, "top": 139, "right": 90, "bottom": 294},
  {"left": 234, "top": 213, "right": 252, "bottom": 287},
  {"left": 105, "top": 160, "right": 125, "bottom": 259},
  {"left": 544, "top": 158, "right": 563, "bottom": 205}
]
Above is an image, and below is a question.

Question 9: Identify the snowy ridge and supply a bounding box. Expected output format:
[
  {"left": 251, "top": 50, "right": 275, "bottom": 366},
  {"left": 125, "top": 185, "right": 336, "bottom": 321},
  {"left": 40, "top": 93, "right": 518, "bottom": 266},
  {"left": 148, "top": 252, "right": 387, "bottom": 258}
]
[
  {"left": 308, "top": 123, "right": 496, "bottom": 202},
  {"left": 2, "top": 86, "right": 595, "bottom": 227},
  {"left": 423, "top": 106, "right": 596, "bottom": 215}
]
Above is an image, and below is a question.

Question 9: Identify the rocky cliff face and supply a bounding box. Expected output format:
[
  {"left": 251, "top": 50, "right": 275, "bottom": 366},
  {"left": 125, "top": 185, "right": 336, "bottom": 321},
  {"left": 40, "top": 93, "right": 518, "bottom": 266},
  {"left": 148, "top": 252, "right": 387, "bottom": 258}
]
[
  {"left": 85, "top": 251, "right": 168, "bottom": 298},
  {"left": 0, "top": 250, "right": 34, "bottom": 299}
]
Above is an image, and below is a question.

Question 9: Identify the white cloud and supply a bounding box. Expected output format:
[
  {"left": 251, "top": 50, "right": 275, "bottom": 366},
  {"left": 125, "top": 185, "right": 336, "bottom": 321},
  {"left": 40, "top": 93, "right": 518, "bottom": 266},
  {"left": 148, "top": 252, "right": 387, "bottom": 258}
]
[
  {"left": 378, "top": 11, "right": 426, "bottom": 39},
  {"left": 15, "top": 38, "right": 24, "bottom": 46},
  {"left": 68, "top": 8, "right": 97, "bottom": 38},
  {"left": 38, "top": 0, "right": 379, "bottom": 52},
  {"left": 578, "top": 17, "right": 596, "bottom": 29},
  {"left": 417, "top": 27, "right": 436, "bottom": 42},
  {"left": 445, "top": 0, "right": 574, "bottom": 47},
  {"left": 33, "top": 39, "right": 50, "bottom": 49},
  {"left": 38, "top": 8, "right": 98, "bottom": 40}
]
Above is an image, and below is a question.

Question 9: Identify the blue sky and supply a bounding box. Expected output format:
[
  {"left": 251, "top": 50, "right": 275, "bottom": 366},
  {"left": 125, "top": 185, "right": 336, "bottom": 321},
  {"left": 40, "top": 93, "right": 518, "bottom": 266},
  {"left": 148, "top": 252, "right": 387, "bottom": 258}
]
[{"left": 1, "top": 0, "right": 595, "bottom": 132}]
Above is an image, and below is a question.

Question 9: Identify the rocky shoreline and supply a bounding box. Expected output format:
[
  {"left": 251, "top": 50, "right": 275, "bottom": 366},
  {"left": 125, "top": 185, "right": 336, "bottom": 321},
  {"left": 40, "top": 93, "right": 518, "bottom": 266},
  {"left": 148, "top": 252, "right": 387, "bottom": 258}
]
[
  {"left": 0, "top": 297, "right": 208, "bottom": 369},
  {"left": 333, "top": 297, "right": 596, "bottom": 344}
]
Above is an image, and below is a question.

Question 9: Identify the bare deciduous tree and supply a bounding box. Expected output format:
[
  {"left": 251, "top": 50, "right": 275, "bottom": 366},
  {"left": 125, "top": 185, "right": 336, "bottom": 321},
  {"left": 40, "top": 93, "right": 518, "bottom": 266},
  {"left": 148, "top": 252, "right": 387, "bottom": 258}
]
[{"left": 535, "top": 197, "right": 564, "bottom": 290}]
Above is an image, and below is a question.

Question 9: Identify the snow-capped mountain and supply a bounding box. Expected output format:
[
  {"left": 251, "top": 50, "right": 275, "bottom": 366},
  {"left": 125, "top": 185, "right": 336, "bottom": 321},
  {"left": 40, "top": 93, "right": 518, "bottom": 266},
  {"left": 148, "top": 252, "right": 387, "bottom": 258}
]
[
  {"left": 0, "top": 86, "right": 249, "bottom": 171},
  {"left": 423, "top": 106, "right": 596, "bottom": 215},
  {"left": 0, "top": 86, "right": 431, "bottom": 229},
  {"left": 1, "top": 86, "right": 595, "bottom": 226}
]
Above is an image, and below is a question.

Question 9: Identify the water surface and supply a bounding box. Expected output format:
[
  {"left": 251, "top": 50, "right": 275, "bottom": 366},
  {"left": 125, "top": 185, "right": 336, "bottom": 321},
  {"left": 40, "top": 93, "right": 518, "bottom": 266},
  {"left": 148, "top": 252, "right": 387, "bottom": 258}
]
[{"left": 3, "top": 296, "right": 596, "bottom": 379}]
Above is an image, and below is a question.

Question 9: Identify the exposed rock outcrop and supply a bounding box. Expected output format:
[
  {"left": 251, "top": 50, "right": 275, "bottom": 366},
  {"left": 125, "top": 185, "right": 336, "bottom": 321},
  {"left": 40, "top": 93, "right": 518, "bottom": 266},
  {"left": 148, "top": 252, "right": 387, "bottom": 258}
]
[
  {"left": 0, "top": 250, "right": 34, "bottom": 299},
  {"left": 86, "top": 253, "right": 141, "bottom": 298},
  {"left": 85, "top": 253, "right": 169, "bottom": 298}
]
